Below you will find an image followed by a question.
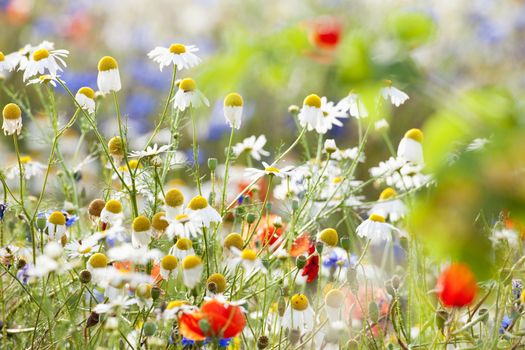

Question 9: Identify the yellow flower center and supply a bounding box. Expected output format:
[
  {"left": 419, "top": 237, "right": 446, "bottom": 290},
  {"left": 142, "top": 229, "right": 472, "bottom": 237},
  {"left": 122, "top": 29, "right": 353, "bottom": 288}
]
[
  {"left": 207, "top": 273, "right": 227, "bottom": 293},
  {"left": 303, "top": 94, "right": 321, "bottom": 108},
  {"left": 241, "top": 249, "right": 257, "bottom": 261},
  {"left": 169, "top": 43, "right": 186, "bottom": 54},
  {"left": 48, "top": 211, "right": 66, "bottom": 226},
  {"left": 161, "top": 255, "right": 178, "bottom": 270},
  {"left": 404, "top": 128, "right": 424, "bottom": 143},
  {"left": 182, "top": 255, "right": 202, "bottom": 269},
  {"left": 165, "top": 188, "right": 184, "bottom": 207},
  {"left": 33, "top": 48, "right": 49, "bottom": 61},
  {"left": 105, "top": 199, "right": 123, "bottom": 214},
  {"left": 291, "top": 294, "right": 309, "bottom": 311},
  {"left": 264, "top": 167, "right": 280, "bottom": 174},
  {"left": 332, "top": 176, "right": 343, "bottom": 184},
  {"left": 108, "top": 137, "right": 124, "bottom": 156},
  {"left": 379, "top": 187, "right": 397, "bottom": 200},
  {"left": 224, "top": 232, "right": 244, "bottom": 250},
  {"left": 176, "top": 238, "right": 193, "bottom": 250},
  {"left": 175, "top": 214, "right": 189, "bottom": 221},
  {"left": 384, "top": 79, "right": 393, "bottom": 86},
  {"left": 152, "top": 212, "right": 169, "bottom": 231},
  {"left": 136, "top": 283, "right": 152, "bottom": 299},
  {"left": 319, "top": 228, "right": 338, "bottom": 247},
  {"left": 0, "top": 52, "right": 4, "bottom": 61},
  {"left": 78, "top": 246, "right": 92, "bottom": 254},
  {"left": 224, "top": 92, "right": 243, "bottom": 107},
  {"left": 78, "top": 87, "right": 95, "bottom": 99},
  {"left": 369, "top": 214, "right": 385, "bottom": 223},
  {"left": 3, "top": 103, "right": 21, "bottom": 120},
  {"left": 20, "top": 156, "right": 32, "bottom": 164},
  {"left": 179, "top": 78, "right": 196, "bottom": 92},
  {"left": 188, "top": 195, "right": 208, "bottom": 210},
  {"left": 88, "top": 253, "right": 108, "bottom": 268},
  {"left": 132, "top": 215, "right": 151, "bottom": 232},
  {"left": 128, "top": 159, "right": 141, "bottom": 170},
  {"left": 98, "top": 56, "right": 118, "bottom": 71},
  {"left": 166, "top": 300, "right": 188, "bottom": 309},
  {"left": 38, "top": 75, "right": 53, "bottom": 83},
  {"left": 325, "top": 289, "right": 345, "bottom": 308}
]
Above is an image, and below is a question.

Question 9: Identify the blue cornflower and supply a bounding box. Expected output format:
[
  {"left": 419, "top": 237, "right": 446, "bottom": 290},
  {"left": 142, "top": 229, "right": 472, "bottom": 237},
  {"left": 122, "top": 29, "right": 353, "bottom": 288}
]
[
  {"left": 0, "top": 203, "right": 7, "bottom": 220},
  {"left": 500, "top": 315, "right": 512, "bottom": 334}
]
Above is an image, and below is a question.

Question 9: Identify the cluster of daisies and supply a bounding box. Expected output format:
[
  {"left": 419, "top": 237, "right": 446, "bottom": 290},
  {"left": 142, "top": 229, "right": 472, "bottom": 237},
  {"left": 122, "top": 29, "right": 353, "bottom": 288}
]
[{"left": 0, "top": 39, "right": 437, "bottom": 349}]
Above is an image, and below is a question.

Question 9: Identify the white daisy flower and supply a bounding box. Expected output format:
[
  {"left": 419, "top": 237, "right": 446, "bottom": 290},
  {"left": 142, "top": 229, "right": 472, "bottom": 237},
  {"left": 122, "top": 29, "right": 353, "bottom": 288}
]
[
  {"left": 64, "top": 239, "right": 101, "bottom": 259},
  {"left": 281, "top": 294, "right": 315, "bottom": 332},
  {"left": 26, "top": 74, "right": 61, "bottom": 87},
  {"left": 298, "top": 94, "right": 348, "bottom": 134},
  {"left": 100, "top": 199, "right": 124, "bottom": 226},
  {"left": 181, "top": 255, "right": 203, "bottom": 289},
  {"left": 232, "top": 135, "right": 270, "bottom": 161},
  {"left": 129, "top": 144, "right": 171, "bottom": 159},
  {"left": 324, "top": 289, "right": 346, "bottom": 324},
  {"left": 169, "top": 238, "right": 195, "bottom": 261},
  {"left": 6, "top": 155, "right": 46, "bottom": 180},
  {"left": 337, "top": 92, "right": 368, "bottom": 119},
  {"left": 166, "top": 212, "right": 201, "bottom": 240},
  {"left": 93, "top": 295, "right": 137, "bottom": 314},
  {"left": 173, "top": 78, "right": 209, "bottom": 111},
  {"left": 46, "top": 211, "right": 68, "bottom": 242},
  {"left": 2, "top": 103, "right": 22, "bottom": 136},
  {"left": 230, "top": 248, "right": 267, "bottom": 275},
  {"left": 107, "top": 243, "right": 163, "bottom": 265},
  {"left": 86, "top": 252, "right": 109, "bottom": 283},
  {"left": 397, "top": 128, "right": 424, "bottom": 165},
  {"left": 186, "top": 195, "right": 221, "bottom": 229},
  {"left": 324, "top": 139, "right": 337, "bottom": 154},
  {"left": 75, "top": 87, "right": 96, "bottom": 114},
  {"left": 147, "top": 43, "right": 201, "bottom": 71},
  {"left": 244, "top": 162, "right": 295, "bottom": 181},
  {"left": 368, "top": 188, "right": 406, "bottom": 222},
  {"left": 356, "top": 214, "right": 399, "bottom": 243},
  {"left": 223, "top": 92, "right": 243, "bottom": 129},
  {"left": 331, "top": 147, "right": 365, "bottom": 163},
  {"left": 159, "top": 254, "right": 178, "bottom": 280},
  {"left": 162, "top": 300, "right": 196, "bottom": 320},
  {"left": 97, "top": 56, "right": 121, "bottom": 94},
  {"left": 491, "top": 228, "right": 519, "bottom": 248},
  {"left": 381, "top": 80, "right": 409, "bottom": 107},
  {"left": 22, "top": 43, "right": 69, "bottom": 82},
  {"left": 28, "top": 243, "right": 72, "bottom": 278},
  {"left": 131, "top": 216, "right": 152, "bottom": 249},
  {"left": 374, "top": 118, "right": 390, "bottom": 132},
  {"left": 0, "top": 51, "right": 16, "bottom": 73}
]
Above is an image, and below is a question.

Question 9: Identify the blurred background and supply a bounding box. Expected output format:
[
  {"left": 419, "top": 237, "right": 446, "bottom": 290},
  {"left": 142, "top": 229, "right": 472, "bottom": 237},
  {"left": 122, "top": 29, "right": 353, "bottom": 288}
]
[{"left": 2, "top": 0, "right": 525, "bottom": 275}]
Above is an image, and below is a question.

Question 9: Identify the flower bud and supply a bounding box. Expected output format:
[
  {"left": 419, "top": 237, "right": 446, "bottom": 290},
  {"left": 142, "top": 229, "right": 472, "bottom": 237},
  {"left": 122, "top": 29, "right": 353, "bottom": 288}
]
[
  {"left": 257, "top": 335, "right": 269, "bottom": 349},
  {"left": 341, "top": 237, "right": 350, "bottom": 250},
  {"left": 246, "top": 213, "right": 257, "bottom": 224},
  {"left": 79, "top": 269, "right": 92, "bottom": 284},
  {"left": 315, "top": 241, "right": 324, "bottom": 254},
  {"left": 143, "top": 322, "right": 157, "bottom": 337},
  {"left": 151, "top": 286, "right": 161, "bottom": 300},
  {"left": 278, "top": 296, "right": 286, "bottom": 317},
  {"left": 208, "top": 158, "right": 217, "bottom": 171},
  {"left": 288, "top": 105, "right": 299, "bottom": 114},
  {"left": 198, "top": 319, "right": 210, "bottom": 333},
  {"left": 368, "top": 301, "right": 379, "bottom": 323},
  {"left": 288, "top": 329, "right": 301, "bottom": 345},
  {"left": 86, "top": 312, "right": 99, "bottom": 328},
  {"left": 435, "top": 310, "right": 448, "bottom": 333},
  {"left": 291, "top": 199, "right": 299, "bottom": 211},
  {"left": 296, "top": 255, "right": 307, "bottom": 269},
  {"left": 36, "top": 215, "right": 47, "bottom": 231}
]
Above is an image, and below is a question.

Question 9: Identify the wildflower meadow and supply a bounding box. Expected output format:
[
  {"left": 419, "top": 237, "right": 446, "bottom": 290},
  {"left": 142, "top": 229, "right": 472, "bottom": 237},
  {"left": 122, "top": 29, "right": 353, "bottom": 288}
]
[{"left": 0, "top": 1, "right": 524, "bottom": 349}]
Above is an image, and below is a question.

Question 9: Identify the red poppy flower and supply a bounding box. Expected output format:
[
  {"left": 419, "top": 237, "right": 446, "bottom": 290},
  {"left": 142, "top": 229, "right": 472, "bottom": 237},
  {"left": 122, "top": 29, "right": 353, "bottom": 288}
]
[
  {"left": 257, "top": 215, "right": 285, "bottom": 250},
  {"left": 436, "top": 263, "right": 477, "bottom": 307},
  {"left": 301, "top": 241, "right": 319, "bottom": 283},
  {"left": 310, "top": 16, "right": 342, "bottom": 50},
  {"left": 179, "top": 299, "right": 246, "bottom": 341},
  {"left": 290, "top": 234, "right": 311, "bottom": 257}
]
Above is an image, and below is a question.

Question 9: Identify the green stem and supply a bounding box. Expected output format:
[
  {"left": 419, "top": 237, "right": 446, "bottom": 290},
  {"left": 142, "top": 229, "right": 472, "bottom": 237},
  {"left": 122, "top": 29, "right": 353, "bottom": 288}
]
[{"left": 220, "top": 127, "right": 235, "bottom": 214}]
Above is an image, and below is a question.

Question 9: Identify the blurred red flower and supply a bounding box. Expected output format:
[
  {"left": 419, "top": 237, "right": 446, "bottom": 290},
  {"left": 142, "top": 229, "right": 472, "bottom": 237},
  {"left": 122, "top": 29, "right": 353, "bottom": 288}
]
[
  {"left": 310, "top": 16, "right": 342, "bottom": 50},
  {"left": 179, "top": 299, "right": 246, "bottom": 341},
  {"left": 437, "top": 263, "right": 477, "bottom": 307}
]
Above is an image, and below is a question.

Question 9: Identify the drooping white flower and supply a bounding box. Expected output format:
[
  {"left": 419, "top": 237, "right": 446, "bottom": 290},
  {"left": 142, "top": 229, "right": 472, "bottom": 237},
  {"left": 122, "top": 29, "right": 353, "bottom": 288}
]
[
  {"left": 97, "top": 56, "right": 121, "bottom": 94},
  {"left": 26, "top": 74, "right": 61, "bottom": 88},
  {"left": 148, "top": 43, "right": 201, "bottom": 71},
  {"left": 298, "top": 94, "right": 348, "bottom": 134},
  {"left": 186, "top": 195, "right": 222, "bottom": 229},
  {"left": 368, "top": 188, "right": 406, "bottom": 222},
  {"left": 131, "top": 215, "right": 152, "bottom": 249},
  {"left": 356, "top": 214, "right": 399, "bottom": 243},
  {"left": 2, "top": 103, "right": 23, "bottom": 136},
  {"left": 381, "top": 80, "right": 409, "bottom": 107},
  {"left": 129, "top": 144, "right": 171, "bottom": 159},
  {"left": 75, "top": 87, "right": 96, "bottom": 114},
  {"left": 0, "top": 51, "right": 16, "bottom": 74},
  {"left": 223, "top": 92, "right": 243, "bottom": 129},
  {"left": 173, "top": 78, "right": 209, "bottom": 111},
  {"left": 337, "top": 92, "right": 368, "bottom": 119},
  {"left": 230, "top": 248, "right": 267, "bottom": 275},
  {"left": 181, "top": 255, "right": 203, "bottom": 289},
  {"left": 281, "top": 294, "right": 315, "bottom": 332},
  {"left": 397, "top": 128, "right": 424, "bottom": 164}
]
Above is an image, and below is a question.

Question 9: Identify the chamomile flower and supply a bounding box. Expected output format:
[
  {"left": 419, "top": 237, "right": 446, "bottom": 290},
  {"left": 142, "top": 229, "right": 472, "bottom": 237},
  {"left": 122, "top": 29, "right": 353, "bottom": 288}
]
[
  {"left": 46, "top": 211, "right": 67, "bottom": 241},
  {"left": 108, "top": 136, "right": 125, "bottom": 165},
  {"left": 281, "top": 294, "right": 315, "bottom": 332},
  {"left": 181, "top": 255, "right": 203, "bottom": 289},
  {"left": 318, "top": 228, "right": 339, "bottom": 248},
  {"left": 331, "top": 147, "right": 366, "bottom": 163},
  {"left": 245, "top": 162, "right": 295, "bottom": 181},
  {"left": 324, "top": 289, "right": 346, "bottom": 323},
  {"left": 381, "top": 80, "right": 409, "bottom": 107},
  {"left": 298, "top": 94, "right": 348, "bottom": 134},
  {"left": 94, "top": 295, "right": 137, "bottom": 314},
  {"left": 28, "top": 242, "right": 71, "bottom": 278},
  {"left": 26, "top": 74, "right": 61, "bottom": 87},
  {"left": 169, "top": 238, "right": 195, "bottom": 261},
  {"left": 22, "top": 44, "right": 69, "bottom": 82},
  {"left": 356, "top": 214, "right": 399, "bottom": 243},
  {"left": 324, "top": 139, "right": 337, "bottom": 154},
  {"left": 230, "top": 248, "right": 267, "bottom": 275},
  {"left": 97, "top": 56, "right": 121, "bottom": 94},
  {"left": 6, "top": 156, "right": 46, "bottom": 180},
  {"left": 187, "top": 195, "right": 222, "bottom": 229},
  {"left": 64, "top": 239, "right": 100, "bottom": 259},
  {"left": 75, "top": 87, "right": 96, "bottom": 114},
  {"left": 223, "top": 232, "right": 244, "bottom": 254},
  {"left": 223, "top": 92, "right": 243, "bottom": 129},
  {"left": 164, "top": 188, "right": 185, "bottom": 218},
  {"left": 206, "top": 273, "right": 227, "bottom": 294},
  {"left": 107, "top": 243, "right": 162, "bottom": 265},
  {"left": 147, "top": 43, "right": 201, "bottom": 71},
  {"left": 100, "top": 199, "right": 124, "bottom": 226},
  {"left": 337, "top": 92, "right": 368, "bottom": 119},
  {"left": 397, "top": 128, "right": 424, "bottom": 165},
  {"left": 151, "top": 212, "right": 169, "bottom": 235},
  {"left": 2, "top": 103, "right": 23, "bottom": 135},
  {"left": 173, "top": 78, "right": 209, "bottom": 111},
  {"left": 232, "top": 135, "right": 270, "bottom": 161},
  {"left": 129, "top": 144, "right": 171, "bottom": 159},
  {"left": 368, "top": 188, "right": 406, "bottom": 222},
  {"left": 159, "top": 254, "right": 178, "bottom": 280},
  {"left": 0, "top": 51, "right": 16, "bottom": 73},
  {"left": 131, "top": 215, "right": 152, "bottom": 249},
  {"left": 86, "top": 252, "right": 109, "bottom": 282},
  {"left": 163, "top": 300, "right": 196, "bottom": 319},
  {"left": 166, "top": 212, "right": 200, "bottom": 240}
]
